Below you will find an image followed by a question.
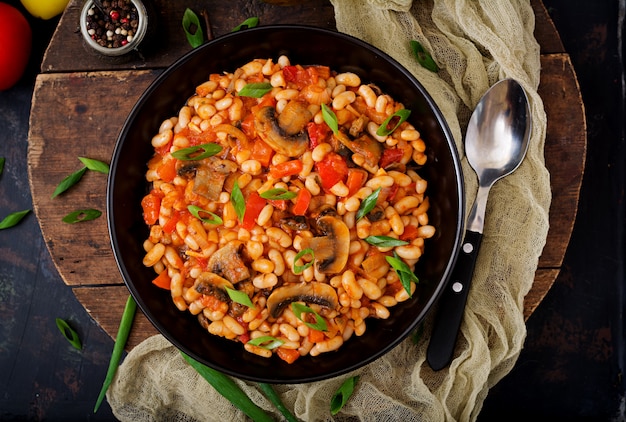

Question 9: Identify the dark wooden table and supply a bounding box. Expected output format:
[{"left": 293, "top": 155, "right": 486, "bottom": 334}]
[{"left": 1, "top": 0, "right": 623, "bottom": 419}]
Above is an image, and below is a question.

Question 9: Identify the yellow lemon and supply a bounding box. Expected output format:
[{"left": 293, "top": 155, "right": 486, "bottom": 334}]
[{"left": 20, "top": 0, "right": 70, "bottom": 20}]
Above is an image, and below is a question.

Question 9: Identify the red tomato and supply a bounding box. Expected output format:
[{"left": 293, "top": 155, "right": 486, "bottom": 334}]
[
  {"left": 0, "top": 3, "right": 32, "bottom": 91},
  {"left": 315, "top": 152, "right": 349, "bottom": 192}
]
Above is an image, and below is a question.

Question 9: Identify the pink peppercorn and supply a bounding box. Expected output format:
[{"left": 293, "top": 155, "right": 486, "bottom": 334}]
[{"left": 110, "top": 10, "right": 120, "bottom": 20}]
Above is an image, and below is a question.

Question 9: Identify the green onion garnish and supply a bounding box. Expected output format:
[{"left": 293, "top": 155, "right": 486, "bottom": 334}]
[
  {"left": 52, "top": 167, "right": 87, "bottom": 198},
  {"left": 330, "top": 375, "right": 360, "bottom": 415},
  {"left": 376, "top": 109, "right": 411, "bottom": 137},
  {"left": 230, "top": 180, "right": 245, "bottom": 223},
  {"left": 247, "top": 335, "right": 284, "bottom": 350},
  {"left": 293, "top": 248, "right": 314, "bottom": 275},
  {"left": 225, "top": 287, "right": 254, "bottom": 308},
  {"left": 188, "top": 205, "right": 222, "bottom": 225},
  {"left": 0, "top": 209, "right": 30, "bottom": 229},
  {"left": 78, "top": 157, "right": 109, "bottom": 174},
  {"left": 260, "top": 188, "right": 297, "bottom": 200},
  {"left": 364, "top": 235, "right": 409, "bottom": 248},
  {"left": 182, "top": 8, "right": 204, "bottom": 48},
  {"left": 171, "top": 143, "right": 222, "bottom": 161},
  {"left": 232, "top": 17, "right": 259, "bottom": 32},
  {"left": 238, "top": 82, "right": 273, "bottom": 98},
  {"left": 291, "top": 302, "right": 327, "bottom": 331},
  {"left": 55, "top": 318, "right": 82, "bottom": 350},
  {"left": 356, "top": 187, "right": 381, "bottom": 221},
  {"left": 410, "top": 40, "right": 439, "bottom": 72},
  {"left": 385, "top": 252, "right": 419, "bottom": 298},
  {"left": 62, "top": 208, "right": 102, "bottom": 224},
  {"left": 321, "top": 103, "right": 339, "bottom": 135}
]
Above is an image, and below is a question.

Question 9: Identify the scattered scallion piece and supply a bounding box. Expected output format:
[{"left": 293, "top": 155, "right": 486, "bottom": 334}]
[
  {"left": 385, "top": 252, "right": 419, "bottom": 298},
  {"left": 330, "top": 375, "right": 360, "bottom": 416},
  {"left": 181, "top": 352, "right": 274, "bottom": 422},
  {"left": 293, "top": 248, "right": 314, "bottom": 275},
  {"left": 182, "top": 8, "right": 204, "bottom": 48},
  {"left": 225, "top": 287, "right": 255, "bottom": 308},
  {"left": 171, "top": 143, "right": 222, "bottom": 161},
  {"left": 410, "top": 40, "right": 439, "bottom": 72},
  {"left": 0, "top": 157, "right": 5, "bottom": 175},
  {"left": 321, "top": 103, "right": 339, "bottom": 135},
  {"left": 247, "top": 335, "right": 284, "bottom": 350},
  {"left": 52, "top": 167, "right": 87, "bottom": 198},
  {"left": 55, "top": 318, "right": 82, "bottom": 350},
  {"left": 356, "top": 187, "right": 381, "bottom": 221},
  {"left": 260, "top": 188, "right": 297, "bottom": 200},
  {"left": 78, "top": 157, "right": 109, "bottom": 174},
  {"left": 364, "top": 235, "right": 409, "bottom": 248},
  {"left": 188, "top": 205, "right": 222, "bottom": 225},
  {"left": 376, "top": 109, "right": 411, "bottom": 137},
  {"left": 231, "top": 180, "right": 245, "bottom": 223},
  {"left": 62, "top": 208, "right": 102, "bottom": 224},
  {"left": 232, "top": 17, "right": 259, "bottom": 32},
  {"left": 0, "top": 209, "right": 30, "bottom": 230},
  {"left": 258, "top": 382, "right": 300, "bottom": 422},
  {"left": 238, "top": 82, "right": 273, "bottom": 98},
  {"left": 94, "top": 295, "right": 137, "bottom": 413},
  {"left": 291, "top": 302, "right": 327, "bottom": 331}
]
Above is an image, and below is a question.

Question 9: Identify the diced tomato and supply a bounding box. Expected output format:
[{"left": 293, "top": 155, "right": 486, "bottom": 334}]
[
  {"left": 157, "top": 157, "right": 177, "bottom": 182},
  {"left": 141, "top": 192, "right": 161, "bottom": 225},
  {"left": 152, "top": 271, "right": 171, "bottom": 290},
  {"left": 282, "top": 65, "right": 317, "bottom": 89},
  {"left": 378, "top": 147, "right": 404, "bottom": 169},
  {"left": 269, "top": 199, "right": 288, "bottom": 211},
  {"left": 346, "top": 168, "right": 368, "bottom": 197},
  {"left": 240, "top": 113, "right": 257, "bottom": 138},
  {"left": 282, "top": 65, "right": 300, "bottom": 83},
  {"left": 292, "top": 187, "right": 312, "bottom": 216},
  {"left": 386, "top": 281, "right": 404, "bottom": 296},
  {"left": 307, "top": 122, "right": 330, "bottom": 149},
  {"left": 155, "top": 139, "right": 173, "bottom": 157},
  {"left": 276, "top": 347, "right": 300, "bottom": 364},
  {"left": 251, "top": 139, "right": 274, "bottom": 168},
  {"left": 315, "top": 152, "right": 349, "bottom": 192},
  {"left": 308, "top": 329, "right": 325, "bottom": 343},
  {"left": 241, "top": 191, "right": 267, "bottom": 230},
  {"left": 400, "top": 225, "right": 419, "bottom": 242},
  {"left": 269, "top": 159, "right": 303, "bottom": 179},
  {"left": 238, "top": 332, "right": 251, "bottom": 345},
  {"left": 200, "top": 294, "right": 224, "bottom": 311},
  {"left": 161, "top": 211, "right": 180, "bottom": 234}
]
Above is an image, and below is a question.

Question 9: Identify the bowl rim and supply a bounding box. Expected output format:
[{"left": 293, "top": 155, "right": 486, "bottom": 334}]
[{"left": 107, "top": 24, "right": 465, "bottom": 383}]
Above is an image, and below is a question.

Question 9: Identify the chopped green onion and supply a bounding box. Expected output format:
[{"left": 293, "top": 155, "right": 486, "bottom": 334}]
[
  {"left": 225, "top": 287, "right": 254, "bottom": 308},
  {"left": 0, "top": 209, "right": 30, "bottom": 230},
  {"left": 291, "top": 302, "right": 327, "bottom": 331},
  {"left": 94, "top": 295, "right": 137, "bottom": 413},
  {"left": 230, "top": 180, "right": 245, "bottom": 223},
  {"left": 258, "top": 383, "right": 300, "bottom": 422},
  {"left": 55, "top": 318, "right": 82, "bottom": 350},
  {"left": 410, "top": 40, "right": 439, "bottom": 72},
  {"left": 330, "top": 375, "right": 360, "bottom": 415},
  {"left": 238, "top": 82, "right": 273, "bottom": 98},
  {"left": 260, "top": 188, "right": 297, "bottom": 200},
  {"left": 385, "top": 252, "right": 419, "bottom": 298},
  {"left": 376, "top": 109, "right": 412, "bottom": 137},
  {"left": 356, "top": 187, "right": 381, "bottom": 221},
  {"left": 232, "top": 17, "right": 259, "bottom": 32},
  {"left": 0, "top": 157, "right": 5, "bottom": 175},
  {"left": 181, "top": 352, "right": 274, "bottom": 422},
  {"left": 52, "top": 167, "right": 87, "bottom": 198},
  {"left": 293, "top": 248, "right": 314, "bottom": 275},
  {"left": 171, "top": 143, "right": 222, "bottom": 161},
  {"left": 321, "top": 103, "right": 339, "bottom": 135},
  {"left": 247, "top": 335, "right": 284, "bottom": 350},
  {"left": 78, "top": 157, "right": 109, "bottom": 174},
  {"left": 188, "top": 205, "right": 222, "bottom": 225},
  {"left": 62, "top": 208, "right": 102, "bottom": 224},
  {"left": 364, "top": 235, "right": 409, "bottom": 248},
  {"left": 182, "top": 8, "right": 204, "bottom": 48}
]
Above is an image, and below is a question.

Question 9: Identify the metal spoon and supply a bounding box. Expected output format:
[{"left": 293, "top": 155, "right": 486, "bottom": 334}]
[{"left": 427, "top": 78, "right": 531, "bottom": 371}]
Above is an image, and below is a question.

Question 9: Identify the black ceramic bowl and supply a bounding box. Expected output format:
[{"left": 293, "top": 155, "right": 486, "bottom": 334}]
[{"left": 107, "top": 25, "right": 464, "bottom": 383}]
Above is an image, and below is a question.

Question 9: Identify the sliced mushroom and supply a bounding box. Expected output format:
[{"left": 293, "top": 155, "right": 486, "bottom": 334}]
[
  {"left": 301, "top": 215, "right": 350, "bottom": 274},
  {"left": 191, "top": 158, "right": 238, "bottom": 201},
  {"left": 254, "top": 102, "right": 311, "bottom": 157},
  {"left": 208, "top": 242, "right": 250, "bottom": 284},
  {"left": 334, "top": 131, "right": 383, "bottom": 169},
  {"left": 266, "top": 282, "right": 339, "bottom": 318},
  {"left": 194, "top": 271, "right": 234, "bottom": 302}
]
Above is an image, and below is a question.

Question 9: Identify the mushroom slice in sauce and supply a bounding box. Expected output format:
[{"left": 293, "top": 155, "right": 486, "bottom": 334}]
[
  {"left": 333, "top": 130, "right": 383, "bottom": 169},
  {"left": 254, "top": 101, "right": 311, "bottom": 157},
  {"left": 207, "top": 242, "right": 250, "bottom": 284},
  {"left": 301, "top": 215, "right": 350, "bottom": 274},
  {"left": 192, "top": 158, "right": 238, "bottom": 201},
  {"left": 194, "top": 272, "right": 234, "bottom": 302},
  {"left": 266, "top": 282, "right": 339, "bottom": 318}
]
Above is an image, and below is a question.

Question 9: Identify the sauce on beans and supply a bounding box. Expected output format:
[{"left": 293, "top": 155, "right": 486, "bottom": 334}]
[{"left": 141, "top": 56, "right": 435, "bottom": 363}]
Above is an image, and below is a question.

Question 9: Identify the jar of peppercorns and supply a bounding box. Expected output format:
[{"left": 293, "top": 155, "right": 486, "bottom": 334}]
[{"left": 80, "top": 0, "right": 150, "bottom": 57}]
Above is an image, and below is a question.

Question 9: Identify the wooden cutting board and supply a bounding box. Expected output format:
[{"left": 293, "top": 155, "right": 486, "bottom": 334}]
[{"left": 27, "top": 0, "right": 585, "bottom": 348}]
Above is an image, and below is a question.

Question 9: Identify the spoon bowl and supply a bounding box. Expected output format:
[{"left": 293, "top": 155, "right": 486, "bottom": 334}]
[{"left": 427, "top": 78, "right": 531, "bottom": 370}]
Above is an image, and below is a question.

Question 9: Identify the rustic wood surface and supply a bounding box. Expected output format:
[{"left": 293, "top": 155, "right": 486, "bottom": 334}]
[{"left": 27, "top": 0, "right": 585, "bottom": 345}]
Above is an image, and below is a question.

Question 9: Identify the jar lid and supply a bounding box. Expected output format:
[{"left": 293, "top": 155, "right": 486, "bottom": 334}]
[{"left": 80, "top": 0, "right": 149, "bottom": 57}]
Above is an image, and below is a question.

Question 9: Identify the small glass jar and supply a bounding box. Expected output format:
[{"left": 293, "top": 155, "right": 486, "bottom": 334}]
[{"left": 80, "top": 0, "right": 150, "bottom": 57}]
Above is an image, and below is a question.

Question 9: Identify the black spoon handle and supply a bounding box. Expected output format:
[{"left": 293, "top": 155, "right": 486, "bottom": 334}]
[{"left": 427, "top": 230, "right": 483, "bottom": 371}]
